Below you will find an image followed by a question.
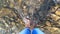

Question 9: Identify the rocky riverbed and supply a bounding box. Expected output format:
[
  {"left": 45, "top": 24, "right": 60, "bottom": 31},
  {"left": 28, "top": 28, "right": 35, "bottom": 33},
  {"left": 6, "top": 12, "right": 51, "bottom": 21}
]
[{"left": 0, "top": 0, "right": 60, "bottom": 34}]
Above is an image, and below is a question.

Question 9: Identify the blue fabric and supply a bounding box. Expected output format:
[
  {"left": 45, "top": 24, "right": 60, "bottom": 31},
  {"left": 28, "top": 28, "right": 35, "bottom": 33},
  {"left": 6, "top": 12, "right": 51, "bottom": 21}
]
[
  {"left": 19, "top": 28, "right": 44, "bottom": 34},
  {"left": 32, "top": 28, "right": 44, "bottom": 34},
  {"left": 19, "top": 28, "right": 31, "bottom": 34}
]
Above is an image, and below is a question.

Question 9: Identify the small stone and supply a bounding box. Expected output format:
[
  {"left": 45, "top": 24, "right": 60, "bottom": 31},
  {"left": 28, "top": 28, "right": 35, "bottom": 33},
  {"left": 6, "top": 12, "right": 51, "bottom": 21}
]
[
  {"left": 55, "top": 8, "right": 60, "bottom": 16},
  {"left": 46, "top": 21, "right": 51, "bottom": 26},
  {"left": 23, "top": 6, "right": 26, "bottom": 9},
  {"left": 51, "top": 14, "right": 60, "bottom": 21}
]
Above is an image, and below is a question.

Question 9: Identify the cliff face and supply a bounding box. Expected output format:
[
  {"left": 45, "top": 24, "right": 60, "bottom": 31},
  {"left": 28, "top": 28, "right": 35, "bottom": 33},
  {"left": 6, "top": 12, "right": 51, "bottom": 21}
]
[{"left": 0, "top": 0, "right": 60, "bottom": 34}]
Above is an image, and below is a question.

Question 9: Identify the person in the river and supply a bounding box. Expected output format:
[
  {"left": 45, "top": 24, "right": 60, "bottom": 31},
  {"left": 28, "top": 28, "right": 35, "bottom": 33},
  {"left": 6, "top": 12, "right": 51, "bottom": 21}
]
[{"left": 19, "top": 17, "right": 44, "bottom": 34}]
